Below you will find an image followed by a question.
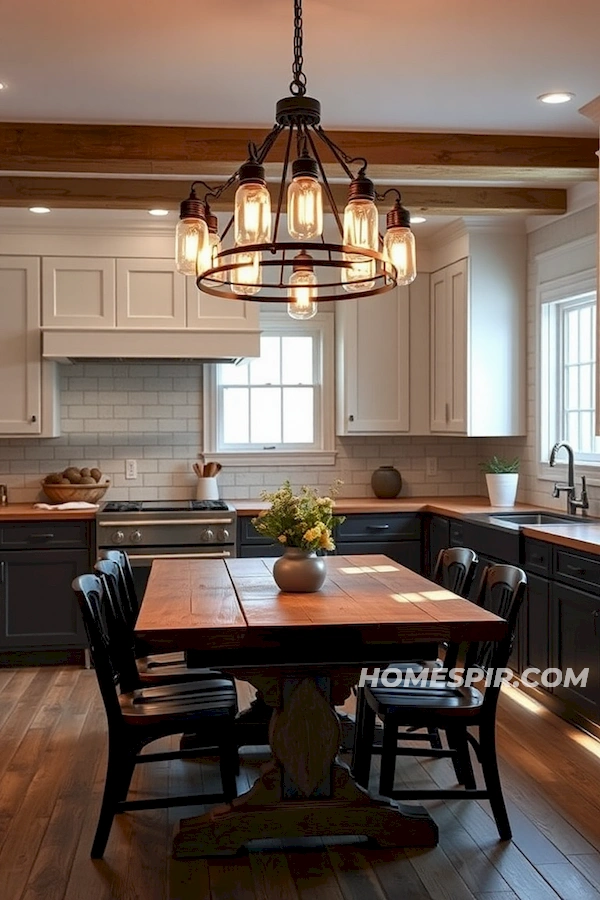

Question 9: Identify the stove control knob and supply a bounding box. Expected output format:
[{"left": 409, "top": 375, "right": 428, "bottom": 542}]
[
  {"left": 201, "top": 528, "right": 215, "bottom": 543},
  {"left": 217, "top": 528, "right": 230, "bottom": 543},
  {"left": 131, "top": 530, "right": 142, "bottom": 544},
  {"left": 112, "top": 530, "right": 125, "bottom": 544}
]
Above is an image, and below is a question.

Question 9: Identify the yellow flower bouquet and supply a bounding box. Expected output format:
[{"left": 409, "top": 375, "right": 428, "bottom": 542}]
[{"left": 251, "top": 480, "right": 345, "bottom": 553}]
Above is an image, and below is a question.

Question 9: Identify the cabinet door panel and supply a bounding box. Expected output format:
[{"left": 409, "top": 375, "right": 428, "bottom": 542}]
[
  {"left": 336, "top": 288, "right": 409, "bottom": 434},
  {"left": 522, "top": 574, "right": 550, "bottom": 683},
  {"left": 186, "top": 280, "right": 260, "bottom": 332},
  {"left": 429, "top": 259, "right": 467, "bottom": 434},
  {"left": 551, "top": 582, "right": 600, "bottom": 717},
  {"left": 116, "top": 259, "right": 186, "bottom": 328},
  {"left": 0, "top": 257, "right": 41, "bottom": 434},
  {"left": 430, "top": 269, "right": 449, "bottom": 432},
  {"left": 0, "top": 549, "right": 88, "bottom": 649},
  {"left": 428, "top": 515, "right": 450, "bottom": 577},
  {"left": 42, "top": 257, "right": 116, "bottom": 327}
]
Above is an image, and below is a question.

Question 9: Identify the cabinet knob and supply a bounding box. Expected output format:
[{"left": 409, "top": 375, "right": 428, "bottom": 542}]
[
  {"left": 30, "top": 415, "right": 37, "bottom": 423},
  {"left": 349, "top": 415, "right": 354, "bottom": 422}
]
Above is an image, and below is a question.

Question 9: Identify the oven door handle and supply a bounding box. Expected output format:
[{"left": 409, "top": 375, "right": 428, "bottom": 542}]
[
  {"left": 97, "top": 518, "right": 234, "bottom": 527},
  {"left": 126, "top": 551, "right": 232, "bottom": 564}
]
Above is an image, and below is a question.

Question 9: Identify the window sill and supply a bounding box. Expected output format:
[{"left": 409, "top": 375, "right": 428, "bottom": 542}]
[
  {"left": 537, "top": 462, "right": 600, "bottom": 488},
  {"left": 202, "top": 450, "right": 337, "bottom": 467}
]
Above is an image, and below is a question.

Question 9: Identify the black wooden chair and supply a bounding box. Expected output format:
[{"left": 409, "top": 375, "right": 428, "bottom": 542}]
[
  {"left": 352, "top": 547, "right": 479, "bottom": 760},
  {"left": 73, "top": 573, "right": 239, "bottom": 858},
  {"left": 354, "top": 563, "right": 527, "bottom": 840},
  {"left": 96, "top": 553, "right": 233, "bottom": 689}
]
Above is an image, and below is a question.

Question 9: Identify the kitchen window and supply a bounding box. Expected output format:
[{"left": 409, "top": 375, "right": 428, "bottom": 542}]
[
  {"left": 203, "top": 312, "right": 335, "bottom": 465},
  {"left": 540, "top": 275, "right": 598, "bottom": 464}
]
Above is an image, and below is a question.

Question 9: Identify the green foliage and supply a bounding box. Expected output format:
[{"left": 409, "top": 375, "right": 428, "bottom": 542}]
[
  {"left": 251, "top": 480, "right": 345, "bottom": 552},
  {"left": 480, "top": 455, "right": 520, "bottom": 474}
]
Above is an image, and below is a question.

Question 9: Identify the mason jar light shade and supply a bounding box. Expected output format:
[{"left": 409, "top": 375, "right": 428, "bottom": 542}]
[
  {"left": 232, "top": 250, "right": 262, "bottom": 296},
  {"left": 287, "top": 175, "right": 323, "bottom": 239},
  {"left": 287, "top": 267, "right": 318, "bottom": 319},
  {"left": 234, "top": 176, "right": 272, "bottom": 246},
  {"left": 342, "top": 195, "right": 378, "bottom": 292},
  {"left": 383, "top": 226, "right": 417, "bottom": 285},
  {"left": 176, "top": 217, "right": 209, "bottom": 276}
]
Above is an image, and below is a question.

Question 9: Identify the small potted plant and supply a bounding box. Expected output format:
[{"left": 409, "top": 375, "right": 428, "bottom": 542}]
[
  {"left": 252, "top": 480, "right": 345, "bottom": 592},
  {"left": 480, "top": 456, "right": 520, "bottom": 507}
]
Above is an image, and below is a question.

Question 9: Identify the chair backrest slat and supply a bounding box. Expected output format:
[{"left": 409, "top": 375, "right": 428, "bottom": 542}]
[
  {"left": 432, "top": 547, "right": 479, "bottom": 598},
  {"left": 98, "top": 549, "right": 139, "bottom": 628},
  {"left": 94, "top": 559, "right": 141, "bottom": 693},
  {"left": 72, "top": 573, "right": 125, "bottom": 725}
]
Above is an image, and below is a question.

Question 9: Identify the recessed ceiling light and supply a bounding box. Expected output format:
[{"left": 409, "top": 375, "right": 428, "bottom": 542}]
[
  {"left": 537, "top": 91, "right": 575, "bottom": 104},
  {"left": 148, "top": 208, "right": 170, "bottom": 216},
  {"left": 410, "top": 215, "right": 427, "bottom": 225},
  {"left": 29, "top": 206, "right": 51, "bottom": 214},
  {"left": 0, "top": 83, "right": 6, "bottom": 91}
]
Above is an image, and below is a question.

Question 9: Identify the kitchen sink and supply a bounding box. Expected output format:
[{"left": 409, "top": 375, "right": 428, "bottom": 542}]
[{"left": 482, "top": 510, "right": 584, "bottom": 529}]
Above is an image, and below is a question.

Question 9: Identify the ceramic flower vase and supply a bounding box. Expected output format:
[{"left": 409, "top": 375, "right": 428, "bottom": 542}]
[{"left": 273, "top": 547, "right": 327, "bottom": 593}]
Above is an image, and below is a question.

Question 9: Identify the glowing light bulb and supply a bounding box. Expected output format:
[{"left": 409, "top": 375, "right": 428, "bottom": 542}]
[
  {"left": 287, "top": 253, "right": 318, "bottom": 320},
  {"left": 342, "top": 175, "right": 378, "bottom": 293},
  {"left": 175, "top": 191, "right": 208, "bottom": 276},
  {"left": 383, "top": 196, "right": 417, "bottom": 286},
  {"left": 287, "top": 152, "right": 323, "bottom": 240},
  {"left": 234, "top": 161, "right": 271, "bottom": 246},
  {"left": 232, "top": 251, "right": 262, "bottom": 296}
]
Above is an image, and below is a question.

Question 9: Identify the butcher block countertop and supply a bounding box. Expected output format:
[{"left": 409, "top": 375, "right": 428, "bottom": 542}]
[{"left": 0, "top": 502, "right": 97, "bottom": 521}]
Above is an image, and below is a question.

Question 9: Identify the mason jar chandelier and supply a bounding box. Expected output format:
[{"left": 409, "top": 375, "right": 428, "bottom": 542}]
[{"left": 175, "top": 0, "right": 417, "bottom": 320}]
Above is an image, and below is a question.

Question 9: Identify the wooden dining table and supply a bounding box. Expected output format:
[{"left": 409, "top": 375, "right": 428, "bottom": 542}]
[{"left": 135, "top": 554, "right": 507, "bottom": 859}]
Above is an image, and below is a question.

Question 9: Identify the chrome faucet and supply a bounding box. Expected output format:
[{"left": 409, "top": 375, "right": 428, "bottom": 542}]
[{"left": 549, "top": 441, "right": 589, "bottom": 515}]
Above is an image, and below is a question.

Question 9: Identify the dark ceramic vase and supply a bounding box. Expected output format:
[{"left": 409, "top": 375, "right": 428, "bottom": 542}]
[
  {"left": 371, "top": 465, "right": 402, "bottom": 499},
  {"left": 273, "top": 548, "right": 327, "bottom": 592}
]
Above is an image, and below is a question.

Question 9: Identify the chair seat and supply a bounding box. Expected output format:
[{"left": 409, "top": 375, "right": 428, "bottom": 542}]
[
  {"left": 136, "top": 655, "right": 233, "bottom": 686},
  {"left": 120, "top": 677, "right": 237, "bottom": 725},
  {"left": 365, "top": 683, "right": 484, "bottom": 719}
]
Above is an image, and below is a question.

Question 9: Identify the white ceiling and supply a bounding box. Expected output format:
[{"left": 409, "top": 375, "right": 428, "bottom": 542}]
[{"left": 1, "top": 0, "right": 599, "bottom": 135}]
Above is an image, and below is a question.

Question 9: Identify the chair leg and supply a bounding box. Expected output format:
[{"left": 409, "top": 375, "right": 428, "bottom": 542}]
[
  {"left": 428, "top": 726, "right": 443, "bottom": 750},
  {"left": 91, "top": 741, "right": 129, "bottom": 858},
  {"left": 479, "top": 723, "right": 511, "bottom": 840},
  {"left": 218, "top": 733, "right": 239, "bottom": 802},
  {"left": 379, "top": 717, "right": 399, "bottom": 797},
  {"left": 117, "top": 749, "right": 138, "bottom": 802},
  {"left": 447, "top": 726, "right": 476, "bottom": 789},
  {"left": 352, "top": 689, "right": 376, "bottom": 789}
]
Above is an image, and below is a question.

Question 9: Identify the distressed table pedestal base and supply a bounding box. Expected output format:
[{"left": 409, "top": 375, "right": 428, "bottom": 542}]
[{"left": 173, "top": 669, "right": 438, "bottom": 859}]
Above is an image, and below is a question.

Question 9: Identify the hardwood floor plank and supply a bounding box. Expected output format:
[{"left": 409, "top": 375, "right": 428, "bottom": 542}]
[
  {"left": 327, "top": 847, "right": 390, "bottom": 900},
  {"left": 249, "top": 851, "right": 300, "bottom": 900},
  {"left": 476, "top": 893, "right": 519, "bottom": 900},
  {"left": 536, "top": 862, "right": 600, "bottom": 900},
  {"left": 208, "top": 858, "right": 258, "bottom": 900},
  {"left": 364, "top": 848, "right": 432, "bottom": 900},
  {"left": 285, "top": 849, "right": 346, "bottom": 900},
  {"left": 568, "top": 854, "right": 600, "bottom": 892}
]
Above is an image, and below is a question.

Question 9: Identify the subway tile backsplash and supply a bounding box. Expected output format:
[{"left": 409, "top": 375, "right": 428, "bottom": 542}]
[{"left": 1, "top": 362, "right": 502, "bottom": 503}]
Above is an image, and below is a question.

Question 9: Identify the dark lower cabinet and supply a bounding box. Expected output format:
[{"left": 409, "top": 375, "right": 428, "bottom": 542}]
[
  {"left": 427, "top": 515, "right": 450, "bottom": 577},
  {"left": 521, "top": 573, "right": 551, "bottom": 687},
  {"left": 335, "top": 540, "right": 421, "bottom": 571},
  {"left": 551, "top": 581, "right": 600, "bottom": 718},
  {"left": 334, "top": 513, "right": 422, "bottom": 572},
  {"left": 0, "top": 549, "right": 89, "bottom": 651},
  {"left": 0, "top": 520, "right": 92, "bottom": 663}
]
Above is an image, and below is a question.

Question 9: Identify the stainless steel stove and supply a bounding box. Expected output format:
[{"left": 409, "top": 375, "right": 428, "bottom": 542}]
[{"left": 96, "top": 499, "right": 237, "bottom": 594}]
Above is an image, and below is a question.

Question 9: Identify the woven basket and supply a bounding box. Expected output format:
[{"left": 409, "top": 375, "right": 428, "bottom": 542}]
[{"left": 41, "top": 480, "right": 110, "bottom": 504}]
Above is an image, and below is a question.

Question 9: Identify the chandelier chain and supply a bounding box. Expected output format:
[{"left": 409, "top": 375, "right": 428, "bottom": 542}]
[{"left": 290, "top": 0, "right": 307, "bottom": 96}]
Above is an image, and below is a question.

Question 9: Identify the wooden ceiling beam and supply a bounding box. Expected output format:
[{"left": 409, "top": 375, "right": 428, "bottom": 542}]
[
  {"left": 0, "top": 176, "right": 568, "bottom": 216},
  {"left": 0, "top": 123, "right": 596, "bottom": 183}
]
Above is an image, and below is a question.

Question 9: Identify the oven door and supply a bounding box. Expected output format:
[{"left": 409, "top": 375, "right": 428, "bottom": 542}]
[{"left": 124, "top": 545, "right": 235, "bottom": 598}]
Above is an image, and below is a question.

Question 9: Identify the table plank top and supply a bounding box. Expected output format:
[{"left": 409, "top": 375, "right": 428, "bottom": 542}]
[{"left": 135, "top": 556, "right": 507, "bottom": 661}]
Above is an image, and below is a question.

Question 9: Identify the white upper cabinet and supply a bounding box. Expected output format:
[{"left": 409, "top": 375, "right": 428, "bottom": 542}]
[
  {"left": 186, "top": 279, "right": 260, "bottom": 332},
  {"left": 42, "top": 257, "right": 116, "bottom": 327},
  {"left": 336, "top": 286, "right": 410, "bottom": 434},
  {"left": 0, "top": 257, "right": 59, "bottom": 437},
  {"left": 116, "top": 259, "right": 186, "bottom": 328},
  {"left": 429, "top": 226, "right": 526, "bottom": 436},
  {"left": 430, "top": 259, "right": 468, "bottom": 433}
]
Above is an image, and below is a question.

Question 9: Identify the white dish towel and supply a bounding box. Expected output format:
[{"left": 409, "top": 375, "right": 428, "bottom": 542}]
[{"left": 33, "top": 502, "right": 99, "bottom": 510}]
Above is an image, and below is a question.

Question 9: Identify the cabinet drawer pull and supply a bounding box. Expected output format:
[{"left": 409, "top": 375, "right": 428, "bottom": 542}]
[
  {"left": 29, "top": 533, "right": 55, "bottom": 541},
  {"left": 531, "top": 554, "right": 544, "bottom": 564},
  {"left": 366, "top": 524, "right": 390, "bottom": 531},
  {"left": 593, "top": 610, "right": 600, "bottom": 636},
  {"left": 566, "top": 564, "right": 586, "bottom": 576},
  {"left": 0, "top": 561, "right": 4, "bottom": 583}
]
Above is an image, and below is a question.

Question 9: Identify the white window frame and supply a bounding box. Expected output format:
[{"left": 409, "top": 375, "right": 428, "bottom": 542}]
[
  {"left": 538, "top": 265, "right": 598, "bottom": 481},
  {"left": 203, "top": 310, "right": 336, "bottom": 466}
]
